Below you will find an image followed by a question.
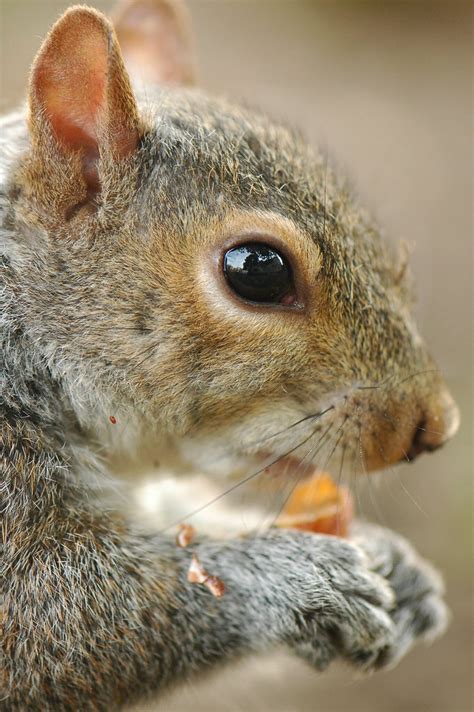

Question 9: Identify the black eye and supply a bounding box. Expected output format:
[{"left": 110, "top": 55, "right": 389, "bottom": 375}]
[{"left": 223, "top": 242, "right": 296, "bottom": 305}]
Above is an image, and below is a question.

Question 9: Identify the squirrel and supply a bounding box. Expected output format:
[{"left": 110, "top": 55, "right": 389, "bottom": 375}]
[{"left": 0, "top": 1, "right": 461, "bottom": 710}]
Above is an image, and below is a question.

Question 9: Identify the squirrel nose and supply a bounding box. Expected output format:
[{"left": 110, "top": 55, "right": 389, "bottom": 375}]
[{"left": 405, "top": 391, "right": 460, "bottom": 462}]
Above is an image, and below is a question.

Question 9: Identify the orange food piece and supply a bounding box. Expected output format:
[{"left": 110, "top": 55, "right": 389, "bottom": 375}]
[{"left": 276, "top": 473, "right": 353, "bottom": 537}]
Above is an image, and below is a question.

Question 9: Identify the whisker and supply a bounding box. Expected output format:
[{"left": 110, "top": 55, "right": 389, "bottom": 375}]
[
  {"left": 356, "top": 375, "right": 393, "bottom": 391},
  {"left": 358, "top": 422, "right": 386, "bottom": 525},
  {"left": 335, "top": 442, "right": 347, "bottom": 537},
  {"left": 171, "top": 404, "right": 340, "bottom": 474},
  {"left": 324, "top": 416, "right": 348, "bottom": 470},
  {"left": 312, "top": 418, "right": 347, "bottom": 538},
  {"left": 416, "top": 425, "right": 445, "bottom": 437},
  {"left": 264, "top": 412, "right": 347, "bottom": 532},
  {"left": 265, "top": 419, "right": 338, "bottom": 529},
  {"left": 336, "top": 442, "right": 347, "bottom": 492},
  {"left": 158, "top": 410, "right": 332, "bottom": 533},
  {"left": 357, "top": 367, "right": 439, "bottom": 393},
  {"left": 259, "top": 412, "right": 347, "bottom": 531},
  {"left": 243, "top": 405, "right": 335, "bottom": 449},
  {"left": 377, "top": 449, "right": 403, "bottom": 507},
  {"left": 349, "top": 444, "right": 364, "bottom": 522},
  {"left": 389, "top": 368, "right": 439, "bottom": 390},
  {"left": 377, "top": 441, "right": 427, "bottom": 517},
  {"left": 396, "top": 472, "right": 428, "bottom": 517}
]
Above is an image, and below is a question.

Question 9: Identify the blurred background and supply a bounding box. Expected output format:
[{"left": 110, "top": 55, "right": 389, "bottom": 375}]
[{"left": 1, "top": 1, "right": 472, "bottom": 710}]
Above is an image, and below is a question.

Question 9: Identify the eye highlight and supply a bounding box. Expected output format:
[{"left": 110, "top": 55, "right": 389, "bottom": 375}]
[{"left": 223, "top": 242, "right": 297, "bottom": 306}]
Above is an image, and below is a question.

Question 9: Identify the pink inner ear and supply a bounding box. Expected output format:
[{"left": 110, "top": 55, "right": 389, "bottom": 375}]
[
  {"left": 42, "top": 76, "right": 106, "bottom": 155},
  {"left": 30, "top": 8, "right": 140, "bottom": 195},
  {"left": 34, "top": 22, "right": 109, "bottom": 149}
]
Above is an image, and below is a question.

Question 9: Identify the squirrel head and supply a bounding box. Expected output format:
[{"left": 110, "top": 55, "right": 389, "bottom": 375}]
[{"left": 7, "top": 1, "right": 459, "bottom": 478}]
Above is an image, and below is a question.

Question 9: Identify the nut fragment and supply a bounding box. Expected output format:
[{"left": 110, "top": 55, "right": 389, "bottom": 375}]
[
  {"left": 176, "top": 524, "right": 196, "bottom": 548},
  {"left": 187, "top": 553, "right": 208, "bottom": 584},
  {"left": 187, "top": 553, "right": 226, "bottom": 598},
  {"left": 204, "top": 575, "right": 225, "bottom": 598}
]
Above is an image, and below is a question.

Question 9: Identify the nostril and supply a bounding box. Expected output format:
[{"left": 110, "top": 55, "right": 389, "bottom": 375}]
[
  {"left": 405, "top": 419, "right": 442, "bottom": 462},
  {"left": 404, "top": 393, "right": 460, "bottom": 464}
]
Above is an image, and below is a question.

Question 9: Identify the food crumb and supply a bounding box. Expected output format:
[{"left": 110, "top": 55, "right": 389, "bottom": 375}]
[
  {"left": 176, "top": 524, "right": 196, "bottom": 548},
  {"left": 187, "top": 553, "right": 225, "bottom": 598},
  {"left": 204, "top": 575, "right": 225, "bottom": 598},
  {"left": 187, "top": 553, "right": 208, "bottom": 584}
]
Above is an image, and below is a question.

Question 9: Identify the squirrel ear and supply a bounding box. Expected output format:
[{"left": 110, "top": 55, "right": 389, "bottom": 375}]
[
  {"left": 113, "top": 0, "right": 197, "bottom": 87},
  {"left": 29, "top": 6, "right": 141, "bottom": 195}
]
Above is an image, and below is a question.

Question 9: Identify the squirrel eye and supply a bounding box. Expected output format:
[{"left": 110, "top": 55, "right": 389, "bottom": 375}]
[{"left": 223, "top": 242, "right": 296, "bottom": 305}]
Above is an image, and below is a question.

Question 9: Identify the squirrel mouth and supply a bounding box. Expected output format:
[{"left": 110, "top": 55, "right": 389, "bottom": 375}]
[{"left": 260, "top": 456, "right": 354, "bottom": 537}]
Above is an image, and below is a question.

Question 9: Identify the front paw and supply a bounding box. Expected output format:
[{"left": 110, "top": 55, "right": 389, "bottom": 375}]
[
  {"left": 351, "top": 522, "right": 449, "bottom": 669},
  {"left": 267, "top": 533, "right": 397, "bottom": 672}
]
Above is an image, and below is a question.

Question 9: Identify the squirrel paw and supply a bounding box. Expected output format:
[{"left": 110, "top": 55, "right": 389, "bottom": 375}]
[
  {"left": 267, "top": 532, "right": 397, "bottom": 672},
  {"left": 350, "top": 521, "right": 449, "bottom": 669}
]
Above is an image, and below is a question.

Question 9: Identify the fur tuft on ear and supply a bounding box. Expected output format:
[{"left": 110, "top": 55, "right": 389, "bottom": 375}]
[
  {"left": 29, "top": 5, "right": 141, "bottom": 195},
  {"left": 113, "top": 0, "right": 197, "bottom": 87}
]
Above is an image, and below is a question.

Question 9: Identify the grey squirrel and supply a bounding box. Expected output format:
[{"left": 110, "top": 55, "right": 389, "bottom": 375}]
[{"left": 0, "top": 1, "right": 460, "bottom": 710}]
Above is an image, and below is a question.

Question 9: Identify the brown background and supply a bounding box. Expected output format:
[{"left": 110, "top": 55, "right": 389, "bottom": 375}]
[{"left": 1, "top": 1, "right": 472, "bottom": 711}]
